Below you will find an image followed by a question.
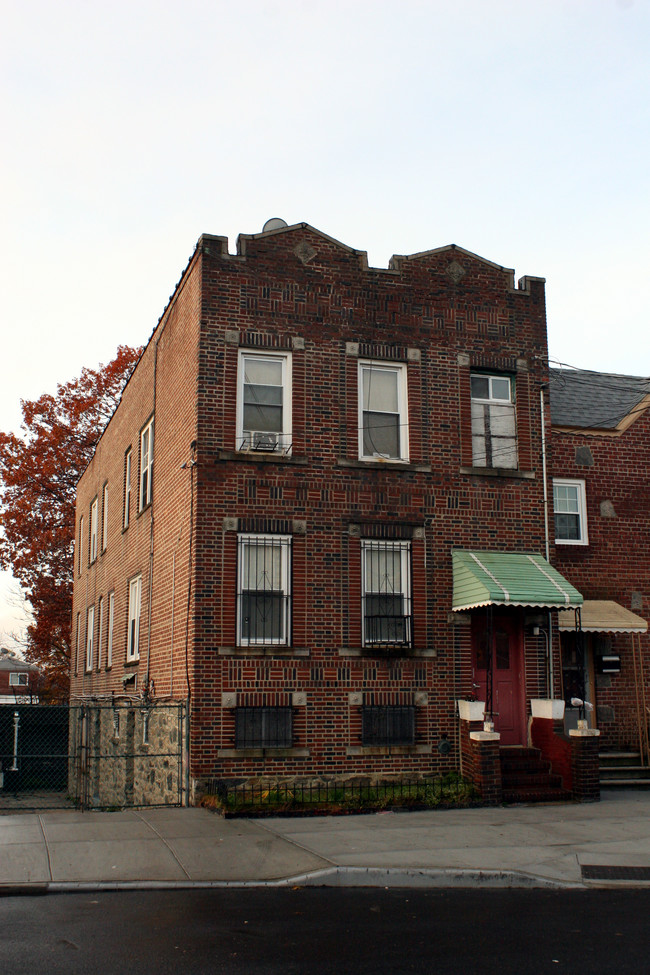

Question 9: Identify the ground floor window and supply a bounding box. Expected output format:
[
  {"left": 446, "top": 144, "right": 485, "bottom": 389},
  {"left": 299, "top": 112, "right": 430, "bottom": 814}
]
[
  {"left": 361, "top": 705, "right": 415, "bottom": 746},
  {"left": 234, "top": 706, "right": 293, "bottom": 748}
]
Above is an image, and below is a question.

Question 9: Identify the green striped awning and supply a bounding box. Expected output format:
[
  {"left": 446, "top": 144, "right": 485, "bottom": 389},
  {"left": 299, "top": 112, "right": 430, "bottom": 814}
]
[{"left": 452, "top": 550, "right": 583, "bottom": 611}]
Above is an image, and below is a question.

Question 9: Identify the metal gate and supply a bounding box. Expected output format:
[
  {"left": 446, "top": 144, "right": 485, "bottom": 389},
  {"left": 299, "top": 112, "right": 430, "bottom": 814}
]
[{"left": 0, "top": 703, "right": 186, "bottom": 811}]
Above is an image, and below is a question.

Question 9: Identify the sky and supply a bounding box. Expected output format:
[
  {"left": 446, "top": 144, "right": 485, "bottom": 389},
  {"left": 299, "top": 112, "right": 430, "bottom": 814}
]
[{"left": 1, "top": 0, "right": 649, "bottom": 641}]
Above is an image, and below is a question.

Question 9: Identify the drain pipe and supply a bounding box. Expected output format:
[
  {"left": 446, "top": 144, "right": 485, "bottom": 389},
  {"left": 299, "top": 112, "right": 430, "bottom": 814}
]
[{"left": 540, "top": 386, "right": 554, "bottom": 697}]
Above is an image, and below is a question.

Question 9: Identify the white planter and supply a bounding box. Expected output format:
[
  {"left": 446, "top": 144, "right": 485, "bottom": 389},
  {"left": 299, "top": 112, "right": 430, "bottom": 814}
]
[
  {"left": 530, "top": 699, "right": 565, "bottom": 720},
  {"left": 457, "top": 700, "right": 485, "bottom": 722}
]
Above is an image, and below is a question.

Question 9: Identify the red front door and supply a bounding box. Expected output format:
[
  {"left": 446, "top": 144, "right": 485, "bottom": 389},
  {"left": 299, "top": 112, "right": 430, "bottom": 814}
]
[{"left": 472, "top": 613, "right": 525, "bottom": 746}]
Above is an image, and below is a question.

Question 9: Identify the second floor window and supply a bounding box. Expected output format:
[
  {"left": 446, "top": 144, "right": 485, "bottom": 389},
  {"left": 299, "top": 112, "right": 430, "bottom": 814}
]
[
  {"left": 78, "top": 516, "right": 84, "bottom": 575},
  {"left": 90, "top": 498, "right": 98, "bottom": 563},
  {"left": 361, "top": 539, "right": 412, "bottom": 647},
  {"left": 237, "top": 535, "right": 291, "bottom": 645},
  {"left": 470, "top": 373, "right": 517, "bottom": 469},
  {"left": 102, "top": 483, "right": 109, "bottom": 552},
  {"left": 140, "top": 419, "right": 154, "bottom": 510},
  {"left": 237, "top": 352, "right": 292, "bottom": 453},
  {"left": 359, "top": 362, "right": 408, "bottom": 461},
  {"left": 124, "top": 449, "right": 132, "bottom": 528},
  {"left": 553, "top": 479, "right": 588, "bottom": 545}
]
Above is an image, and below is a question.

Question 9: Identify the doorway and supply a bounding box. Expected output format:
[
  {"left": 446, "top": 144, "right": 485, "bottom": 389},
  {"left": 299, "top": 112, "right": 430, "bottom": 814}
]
[{"left": 471, "top": 612, "right": 526, "bottom": 746}]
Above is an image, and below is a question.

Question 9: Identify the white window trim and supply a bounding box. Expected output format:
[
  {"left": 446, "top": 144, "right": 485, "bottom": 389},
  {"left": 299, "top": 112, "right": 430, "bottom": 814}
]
[
  {"left": 78, "top": 516, "right": 84, "bottom": 575},
  {"left": 358, "top": 361, "right": 409, "bottom": 462},
  {"left": 237, "top": 534, "right": 291, "bottom": 646},
  {"left": 127, "top": 575, "right": 142, "bottom": 662},
  {"left": 139, "top": 419, "right": 154, "bottom": 511},
  {"left": 361, "top": 539, "right": 412, "bottom": 647},
  {"left": 97, "top": 596, "right": 104, "bottom": 670},
  {"left": 553, "top": 478, "right": 589, "bottom": 546},
  {"left": 86, "top": 604, "right": 95, "bottom": 673},
  {"left": 102, "top": 483, "right": 109, "bottom": 552},
  {"left": 9, "top": 672, "right": 29, "bottom": 686},
  {"left": 90, "top": 497, "right": 98, "bottom": 563},
  {"left": 76, "top": 612, "right": 81, "bottom": 675},
  {"left": 470, "top": 372, "right": 517, "bottom": 470},
  {"left": 236, "top": 351, "right": 292, "bottom": 454},
  {"left": 107, "top": 591, "right": 114, "bottom": 669},
  {"left": 124, "top": 449, "right": 132, "bottom": 528}
]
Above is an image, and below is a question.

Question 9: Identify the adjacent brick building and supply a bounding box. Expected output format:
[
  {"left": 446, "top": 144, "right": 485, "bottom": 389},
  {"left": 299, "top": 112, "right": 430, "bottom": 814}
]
[
  {"left": 71, "top": 220, "right": 593, "bottom": 802},
  {"left": 550, "top": 369, "right": 650, "bottom": 754}
]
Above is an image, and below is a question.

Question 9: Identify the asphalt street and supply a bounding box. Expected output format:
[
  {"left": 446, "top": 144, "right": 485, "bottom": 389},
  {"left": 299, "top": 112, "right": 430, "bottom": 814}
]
[{"left": 2, "top": 888, "right": 649, "bottom": 975}]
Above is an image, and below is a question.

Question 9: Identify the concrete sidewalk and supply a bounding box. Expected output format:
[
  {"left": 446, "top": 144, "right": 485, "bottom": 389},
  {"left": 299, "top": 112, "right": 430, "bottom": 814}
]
[{"left": 2, "top": 789, "right": 650, "bottom": 892}]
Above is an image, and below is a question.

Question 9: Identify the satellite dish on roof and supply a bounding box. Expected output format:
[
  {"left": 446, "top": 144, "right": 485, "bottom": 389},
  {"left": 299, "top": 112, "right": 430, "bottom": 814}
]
[{"left": 262, "top": 217, "right": 288, "bottom": 232}]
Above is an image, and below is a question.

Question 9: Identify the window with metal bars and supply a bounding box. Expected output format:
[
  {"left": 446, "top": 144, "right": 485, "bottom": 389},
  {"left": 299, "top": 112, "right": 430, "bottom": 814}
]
[
  {"left": 237, "top": 535, "right": 291, "bottom": 645},
  {"left": 235, "top": 707, "right": 293, "bottom": 748},
  {"left": 361, "top": 539, "right": 412, "bottom": 647},
  {"left": 361, "top": 705, "right": 415, "bottom": 746}
]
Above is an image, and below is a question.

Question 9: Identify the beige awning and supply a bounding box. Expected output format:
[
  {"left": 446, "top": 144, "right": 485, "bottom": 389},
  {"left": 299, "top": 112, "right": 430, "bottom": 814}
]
[{"left": 558, "top": 600, "right": 647, "bottom": 634}]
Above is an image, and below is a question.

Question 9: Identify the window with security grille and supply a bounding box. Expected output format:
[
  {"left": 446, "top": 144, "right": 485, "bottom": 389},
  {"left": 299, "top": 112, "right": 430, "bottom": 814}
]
[
  {"left": 235, "top": 707, "right": 293, "bottom": 748},
  {"left": 359, "top": 361, "right": 408, "bottom": 460},
  {"left": 553, "top": 479, "right": 588, "bottom": 544},
  {"left": 470, "top": 373, "right": 517, "bottom": 469},
  {"left": 237, "top": 352, "right": 292, "bottom": 453},
  {"left": 237, "top": 535, "right": 291, "bottom": 645},
  {"left": 362, "top": 705, "right": 415, "bottom": 746},
  {"left": 361, "top": 539, "right": 412, "bottom": 647}
]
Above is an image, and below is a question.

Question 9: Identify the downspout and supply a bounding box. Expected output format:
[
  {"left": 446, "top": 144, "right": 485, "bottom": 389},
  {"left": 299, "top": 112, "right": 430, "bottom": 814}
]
[{"left": 540, "top": 386, "right": 554, "bottom": 698}]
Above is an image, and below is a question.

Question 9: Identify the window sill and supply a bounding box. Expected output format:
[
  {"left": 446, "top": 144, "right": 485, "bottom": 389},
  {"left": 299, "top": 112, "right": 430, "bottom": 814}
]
[
  {"left": 555, "top": 539, "right": 588, "bottom": 547},
  {"left": 218, "top": 646, "right": 310, "bottom": 657},
  {"left": 460, "top": 466, "right": 535, "bottom": 480},
  {"left": 217, "top": 747, "right": 310, "bottom": 759},
  {"left": 337, "top": 458, "right": 431, "bottom": 473},
  {"left": 339, "top": 647, "right": 437, "bottom": 658},
  {"left": 346, "top": 745, "right": 432, "bottom": 757},
  {"left": 218, "top": 450, "right": 309, "bottom": 466}
]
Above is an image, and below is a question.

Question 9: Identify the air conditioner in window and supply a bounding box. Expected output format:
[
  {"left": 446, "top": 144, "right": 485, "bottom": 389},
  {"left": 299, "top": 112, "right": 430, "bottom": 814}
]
[{"left": 244, "top": 431, "right": 280, "bottom": 452}]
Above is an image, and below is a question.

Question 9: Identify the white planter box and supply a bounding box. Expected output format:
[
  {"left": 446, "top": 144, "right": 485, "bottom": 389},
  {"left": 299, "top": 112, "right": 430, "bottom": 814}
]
[
  {"left": 530, "top": 699, "right": 565, "bottom": 720},
  {"left": 457, "top": 700, "right": 485, "bottom": 722}
]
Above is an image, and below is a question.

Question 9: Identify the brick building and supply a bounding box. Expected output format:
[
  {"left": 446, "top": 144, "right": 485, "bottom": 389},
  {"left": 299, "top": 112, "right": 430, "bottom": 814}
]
[
  {"left": 71, "top": 220, "right": 588, "bottom": 803},
  {"left": 550, "top": 368, "right": 650, "bottom": 754}
]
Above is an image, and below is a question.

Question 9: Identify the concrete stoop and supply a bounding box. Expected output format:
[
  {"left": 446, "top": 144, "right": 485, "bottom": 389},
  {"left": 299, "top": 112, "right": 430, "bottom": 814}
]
[{"left": 600, "top": 751, "right": 650, "bottom": 789}]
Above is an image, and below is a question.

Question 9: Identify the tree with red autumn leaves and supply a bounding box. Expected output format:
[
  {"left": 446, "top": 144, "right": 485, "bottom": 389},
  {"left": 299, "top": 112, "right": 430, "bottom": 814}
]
[{"left": 0, "top": 346, "right": 142, "bottom": 700}]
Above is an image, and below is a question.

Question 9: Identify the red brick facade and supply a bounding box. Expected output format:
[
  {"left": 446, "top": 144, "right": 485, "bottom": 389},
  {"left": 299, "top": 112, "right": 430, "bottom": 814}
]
[
  {"left": 551, "top": 387, "right": 650, "bottom": 752},
  {"left": 71, "top": 221, "right": 589, "bottom": 799}
]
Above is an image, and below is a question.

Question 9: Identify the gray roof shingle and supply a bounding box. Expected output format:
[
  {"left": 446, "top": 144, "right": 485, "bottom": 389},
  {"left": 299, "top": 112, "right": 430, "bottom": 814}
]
[{"left": 549, "top": 368, "right": 650, "bottom": 429}]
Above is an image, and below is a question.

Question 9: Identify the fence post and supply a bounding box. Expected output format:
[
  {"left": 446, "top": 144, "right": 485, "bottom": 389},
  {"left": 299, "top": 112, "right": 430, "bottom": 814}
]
[{"left": 10, "top": 712, "right": 20, "bottom": 771}]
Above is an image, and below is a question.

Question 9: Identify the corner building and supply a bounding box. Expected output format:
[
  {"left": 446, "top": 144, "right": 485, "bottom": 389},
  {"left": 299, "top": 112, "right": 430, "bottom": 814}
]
[{"left": 71, "top": 221, "right": 582, "bottom": 802}]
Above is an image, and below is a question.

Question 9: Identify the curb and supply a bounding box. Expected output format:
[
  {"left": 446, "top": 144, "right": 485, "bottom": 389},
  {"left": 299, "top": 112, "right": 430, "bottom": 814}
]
[{"left": 0, "top": 866, "right": 583, "bottom": 895}]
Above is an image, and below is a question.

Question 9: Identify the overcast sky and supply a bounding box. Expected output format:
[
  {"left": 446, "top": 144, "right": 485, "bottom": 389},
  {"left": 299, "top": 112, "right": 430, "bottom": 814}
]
[{"left": 1, "top": 0, "right": 649, "bottom": 640}]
